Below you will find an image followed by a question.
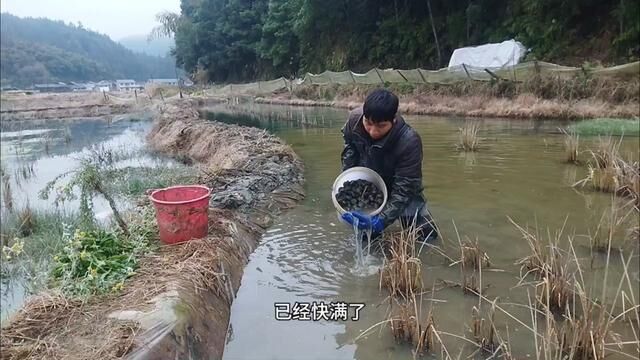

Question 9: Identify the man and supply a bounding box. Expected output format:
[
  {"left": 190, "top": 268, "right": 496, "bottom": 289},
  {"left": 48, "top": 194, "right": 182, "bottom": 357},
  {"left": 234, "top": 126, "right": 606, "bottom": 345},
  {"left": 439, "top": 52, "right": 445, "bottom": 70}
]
[{"left": 340, "top": 88, "right": 437, "bottom": 241}]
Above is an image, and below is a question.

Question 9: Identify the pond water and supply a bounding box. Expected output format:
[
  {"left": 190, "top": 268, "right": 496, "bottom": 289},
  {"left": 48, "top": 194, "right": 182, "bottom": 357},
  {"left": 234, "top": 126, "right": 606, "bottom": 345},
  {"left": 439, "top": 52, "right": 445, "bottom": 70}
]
[
  {"left": 203, "top": 104, "right": 640, "bottom": 359},
  {"left": 0, "top": 114, "right": 179, "bottom": 322}
]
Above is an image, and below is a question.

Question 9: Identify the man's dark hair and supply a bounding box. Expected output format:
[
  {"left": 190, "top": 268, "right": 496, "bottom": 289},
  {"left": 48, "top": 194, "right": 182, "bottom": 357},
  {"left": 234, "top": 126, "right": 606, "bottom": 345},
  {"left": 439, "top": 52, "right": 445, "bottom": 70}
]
[{"left": 363, "top": 88, "right": 399, "bottom": 123}]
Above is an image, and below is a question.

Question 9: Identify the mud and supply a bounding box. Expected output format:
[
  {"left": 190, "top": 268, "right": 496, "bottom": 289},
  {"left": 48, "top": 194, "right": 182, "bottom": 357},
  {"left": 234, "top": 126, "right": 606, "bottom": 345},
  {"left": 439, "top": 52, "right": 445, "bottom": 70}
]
[{"left": 0, "top": 99, "right": 304, "bottom": 359}]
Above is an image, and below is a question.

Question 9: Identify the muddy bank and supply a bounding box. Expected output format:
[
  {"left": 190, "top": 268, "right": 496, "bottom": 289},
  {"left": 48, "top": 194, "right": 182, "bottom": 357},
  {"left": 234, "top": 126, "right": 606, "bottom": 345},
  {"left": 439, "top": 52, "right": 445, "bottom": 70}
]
[
  {"left": 0, "top": 100, "right": 304, "bottom": 359},
  {"left": 0, "top": 92, "right": 226, "bottom": 121},
  {"left": 0, "top": 92, "right": 142, "bottom": 121},
  {"left": 254, "top": 89, "right": 639, "bottom": 120}
]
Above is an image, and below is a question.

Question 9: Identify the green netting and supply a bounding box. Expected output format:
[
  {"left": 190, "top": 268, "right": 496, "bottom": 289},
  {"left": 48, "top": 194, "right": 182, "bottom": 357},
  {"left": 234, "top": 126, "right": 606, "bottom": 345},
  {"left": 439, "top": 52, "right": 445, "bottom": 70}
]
[
  {"left": 379, "top": 69, "right": 407, "bottom": 83},
  {"left": 591, "top": 62, "right": 640, "bottom": 78},
  {"left": 351, "top": 70, "right": 384, "bottom": 85},
  {"left": 420, "top": 67, "right": 473, "bottom": 84},
  {"left": 260, "top": 78, "right": 288, "bottom": 92},
  {"left": 328, "top": 71, "right": 355, "bottom": 83},
  {"left": 206, "top": 61, "right": 639, "bottom": 95},
  {"left": 397, "top": 69, "right": 425, "bottom": 83}
]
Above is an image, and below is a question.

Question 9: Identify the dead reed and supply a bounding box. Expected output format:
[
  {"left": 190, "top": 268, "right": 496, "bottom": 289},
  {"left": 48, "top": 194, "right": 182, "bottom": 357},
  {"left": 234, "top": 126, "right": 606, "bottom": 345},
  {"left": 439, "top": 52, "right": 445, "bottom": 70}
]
[
  {"left": 2, "top": 171, "right": 13, "bottom": 212},
  {"left": 450, "top": 222, "right": 488, "bottom": 296},
  {"left": 470, "top": 300, "right": 503, "bottom": 354},
  {"left": 510, "top": 217, "right": 639, "bottom": 359},
  {"left": 380, "top": 225, "right": 423, "bottom": 297},
  {"left": 456, "top": 236, "right": 491, "bottom": 270},
  {"left": 587, "top": 195, "right": 637, "bottom": 253},
  {"left": 457, "top": 122, "right": 481, "bottom": 152},
  {"left": 388, "top": 294, "right": 436, "bottom": 356},
  {"left": 561, "top": 128, "right": 580, "bottom": 163},
  {"left": 575, "top": 136, "right": 639, "bottom": 207},
  {"left": 511, "top": 217, "right": 576, "bottom": 314}
]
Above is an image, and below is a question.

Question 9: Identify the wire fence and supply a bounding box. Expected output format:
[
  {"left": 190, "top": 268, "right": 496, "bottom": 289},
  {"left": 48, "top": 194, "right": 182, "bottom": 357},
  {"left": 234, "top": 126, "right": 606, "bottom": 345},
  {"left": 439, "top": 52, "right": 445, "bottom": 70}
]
[{"left": 204, "top": 61, "right": 640, "bottom": 96}]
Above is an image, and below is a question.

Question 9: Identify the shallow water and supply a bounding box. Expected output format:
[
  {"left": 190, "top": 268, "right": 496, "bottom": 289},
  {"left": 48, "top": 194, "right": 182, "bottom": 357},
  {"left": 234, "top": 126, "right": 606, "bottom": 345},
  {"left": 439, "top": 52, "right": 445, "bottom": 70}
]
[
  {"left": 0, "top": 114, "right": 177, "bottom": 321},
  {"left": 210, "top": 104, "right": 640, "bottom": 359},
  {"left": 0, "top": 116, "right": 158, "bottom": 213}
]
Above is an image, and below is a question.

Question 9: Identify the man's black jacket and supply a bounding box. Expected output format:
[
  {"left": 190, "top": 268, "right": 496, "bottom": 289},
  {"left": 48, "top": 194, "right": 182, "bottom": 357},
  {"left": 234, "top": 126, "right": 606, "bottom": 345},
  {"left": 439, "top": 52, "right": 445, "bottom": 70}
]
[{"left": 341, "top": 107, "right": 425, "bottom": 226}]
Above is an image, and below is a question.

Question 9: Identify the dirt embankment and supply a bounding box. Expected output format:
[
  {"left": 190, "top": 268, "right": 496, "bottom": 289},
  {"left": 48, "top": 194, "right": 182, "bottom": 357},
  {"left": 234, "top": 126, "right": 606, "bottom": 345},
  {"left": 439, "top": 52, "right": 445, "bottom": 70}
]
[
  {"left": 0, "top": 92, "right": 228, "bottom": 121},
  {"left": 255, "top": 94, "right": 640, "bottom": 119},
  {"left": 0, "top": 92, "right": 141, "bottom": 121},
  {"left": 254, "top": 79, "right": 640, "bottom": 119},
  {"left": 0, "top": 100, "right": 304, "bottom": 359}
]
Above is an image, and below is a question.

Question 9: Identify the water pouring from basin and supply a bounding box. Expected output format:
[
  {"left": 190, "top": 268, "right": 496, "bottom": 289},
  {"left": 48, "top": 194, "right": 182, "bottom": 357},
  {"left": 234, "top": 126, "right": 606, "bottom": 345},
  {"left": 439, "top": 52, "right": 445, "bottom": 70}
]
[{"left": 331, "top": 167, "right": 387, "bottom": 269}]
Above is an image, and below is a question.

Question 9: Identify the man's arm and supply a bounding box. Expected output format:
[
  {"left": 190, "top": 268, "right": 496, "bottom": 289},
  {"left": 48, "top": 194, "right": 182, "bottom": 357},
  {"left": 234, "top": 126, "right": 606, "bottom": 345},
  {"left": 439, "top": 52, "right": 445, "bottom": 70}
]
[
  {"left": 341, "top": 135, "right": 359, "bottom": 170},
  {"left": 340, "top": 112, "right": 360, "bottom": 170},
  {"left": 379, "top": 133, "right": 423, "bottom": 226}
]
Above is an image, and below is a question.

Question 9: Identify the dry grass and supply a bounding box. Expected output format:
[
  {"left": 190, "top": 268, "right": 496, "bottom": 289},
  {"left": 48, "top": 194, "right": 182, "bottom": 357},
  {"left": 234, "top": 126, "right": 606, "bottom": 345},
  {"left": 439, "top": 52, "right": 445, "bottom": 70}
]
[
  {"left": 529, "top": 247, "right": 639, "bottom": 360},
  {"left": 388, "top": 295, "right": 437, "bottom": 356},
  {"left": 257, "top": 93, "right": 640, "bottom": 120},
  {"left": 457, "top": 122, "right": 481, "bottom": 152},
  {"left": 575, "top": 136, "right": 640, "bottom": 207},
  {"left": 0, "top": 92, "right": 138, "bottom": 121},
  {"left": 561, "top": 129, "right": 580, "bottom": 163},
  {"left": 511, "top": 217, "right": 576, "bottom": 314},
  {"left": 380, "top": 226, "right": 423, "bottom": 297},
  {"left": 458, "top": 241, "right": 487, "bottom": 295},
  {"left": 147, "top": 101, "right": 299, "bottom": 172},
  {"left": 470, "top": 301, "right": 504, "bottom": 354},
  {"left": 448, "top": 222, "right": 489, "bottom": 296},
  {"left": 262, "top": 74, "right": 640, "bottom": 120},
  {"left": 587, "top": 196, "right": 637, "bottom": 253},
  {"left": 456, "top": 236, "right": 491, "bottom": 270},
  {"left": 144, "top": 83, "right": 178, "bottom": 100},
  {"left": 290, "top": 75, "right": 640, "bottom": 104},
  {"left": 508, "top": 216, "right": 640, "bottom": 359}
]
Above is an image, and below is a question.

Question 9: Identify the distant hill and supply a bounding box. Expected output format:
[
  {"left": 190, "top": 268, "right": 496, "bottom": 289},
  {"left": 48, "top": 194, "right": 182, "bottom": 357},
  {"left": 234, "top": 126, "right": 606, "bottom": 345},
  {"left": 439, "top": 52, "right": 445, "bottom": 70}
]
[
  {"left": 119, "top": 35, "right": 174, "bottom": 57},
  {"left": 0, "top": 13, "right": 176, "bottom": 88}
]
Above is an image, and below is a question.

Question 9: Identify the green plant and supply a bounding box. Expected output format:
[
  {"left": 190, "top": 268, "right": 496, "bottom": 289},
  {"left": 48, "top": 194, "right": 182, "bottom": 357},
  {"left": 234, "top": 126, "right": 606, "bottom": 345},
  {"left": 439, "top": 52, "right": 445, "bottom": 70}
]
[
  {"left": 0, "top": 209, "right": 77, "bottom": 294},
  {"left": 40, "top": 148, "right": 130, "bottom": 235},
  {"left": 51, "top": 216, "right": 154, "bottom": 297},
  {"left": 105, "top": 166, "right": 197, "bottom": 197},
  {"left": 568, "top": 118, "right": 640, "bottom": 137}
]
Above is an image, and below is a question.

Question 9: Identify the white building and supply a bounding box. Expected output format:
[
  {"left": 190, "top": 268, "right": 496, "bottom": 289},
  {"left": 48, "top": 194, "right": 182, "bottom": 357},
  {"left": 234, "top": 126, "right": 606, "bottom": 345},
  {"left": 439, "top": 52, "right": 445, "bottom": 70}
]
[
  {"left": 147, "top": 78, "right": 178, "bottom": 86},
  {"left": 94, "top": 80, "right": 112, "bottom": 92},
  {"left": 115, "top": 79, "right": 142, "bottom": 92}
]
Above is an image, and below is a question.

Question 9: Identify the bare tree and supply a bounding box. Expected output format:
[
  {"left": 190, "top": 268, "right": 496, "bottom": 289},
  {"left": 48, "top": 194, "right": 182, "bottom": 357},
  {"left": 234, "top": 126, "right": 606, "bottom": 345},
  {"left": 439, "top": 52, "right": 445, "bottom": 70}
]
[{"left": 148, "top": 11, "right": 181, "bottom": 41}]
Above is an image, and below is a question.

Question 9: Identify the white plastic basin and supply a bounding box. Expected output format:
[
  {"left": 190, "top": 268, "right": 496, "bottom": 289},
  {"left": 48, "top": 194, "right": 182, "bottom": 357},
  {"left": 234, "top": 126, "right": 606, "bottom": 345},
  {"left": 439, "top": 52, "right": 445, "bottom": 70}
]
[{"left": 331, "top": 166, "right": 388, "bottom": 217}]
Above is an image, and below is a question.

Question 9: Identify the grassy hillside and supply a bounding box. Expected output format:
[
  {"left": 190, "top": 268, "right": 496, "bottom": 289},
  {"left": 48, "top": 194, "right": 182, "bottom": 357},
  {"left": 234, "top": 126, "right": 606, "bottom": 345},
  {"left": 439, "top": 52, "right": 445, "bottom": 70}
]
[{"left": 0, "top": 13, "right": 176, "bottom": 88}]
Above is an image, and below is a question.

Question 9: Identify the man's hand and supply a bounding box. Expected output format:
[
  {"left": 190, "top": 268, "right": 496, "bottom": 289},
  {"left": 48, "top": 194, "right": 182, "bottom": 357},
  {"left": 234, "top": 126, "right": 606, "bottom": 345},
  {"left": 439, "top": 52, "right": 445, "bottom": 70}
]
[{"left": 341, "top": 212, "right": 384, "bottom": 233}]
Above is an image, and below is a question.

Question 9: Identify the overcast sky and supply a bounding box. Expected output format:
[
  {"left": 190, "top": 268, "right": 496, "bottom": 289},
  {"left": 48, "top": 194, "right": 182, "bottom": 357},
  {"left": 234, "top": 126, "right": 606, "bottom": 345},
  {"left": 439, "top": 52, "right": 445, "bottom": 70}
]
[{"left": 2, "top": 0, "right": 181, "bottom": 40}]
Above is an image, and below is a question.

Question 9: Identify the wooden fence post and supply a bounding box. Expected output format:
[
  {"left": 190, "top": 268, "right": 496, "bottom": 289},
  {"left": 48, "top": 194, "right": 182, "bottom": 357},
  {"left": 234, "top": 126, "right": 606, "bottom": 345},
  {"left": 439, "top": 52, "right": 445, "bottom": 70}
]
[
  {"left": 417, "top": 69, "right": 428, "bottom": 83},
  {"left": 397, "top": 70, "right": 409, "bottom": 82},
  {"left": 462, "top": 63, "right": 472, "bottom": 79},
  {"left": 374, "top": 68, "right": 385, "bottom": 84}
]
